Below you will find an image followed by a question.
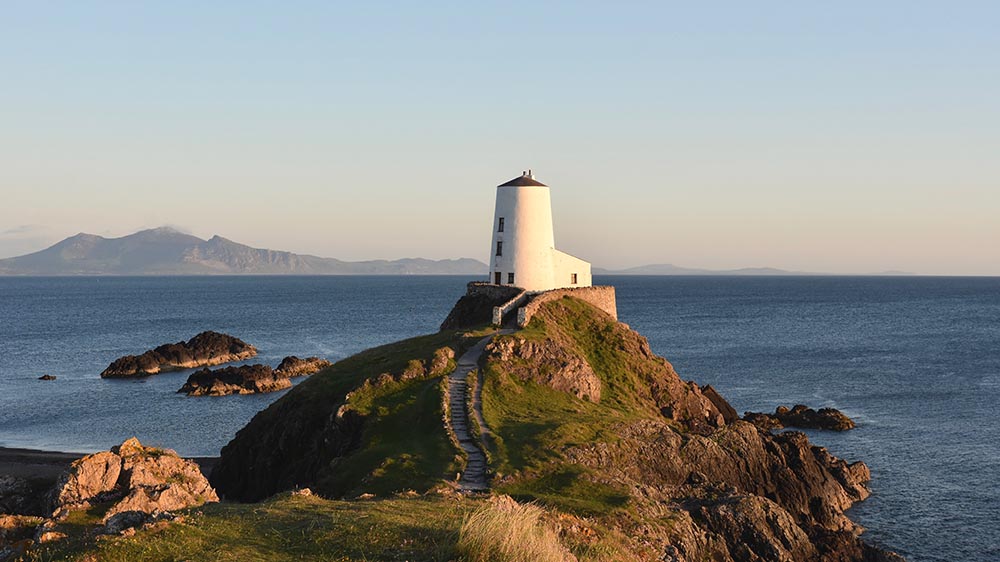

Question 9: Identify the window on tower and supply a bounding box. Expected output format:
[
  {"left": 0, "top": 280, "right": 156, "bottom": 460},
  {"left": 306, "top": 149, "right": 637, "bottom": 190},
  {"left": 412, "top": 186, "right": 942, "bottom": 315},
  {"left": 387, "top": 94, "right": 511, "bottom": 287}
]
[
  {"left": 496, "top": 241, "right": 503, "bottom": 256},
  {"left": 494, "top": 272, "right": 502, "bottom": 285},
  {"left": 498, "top": 217, "right": 504, "bottom": 232},
  {"left": 508, "top": 272, "right": 514, "bottom": 284}
]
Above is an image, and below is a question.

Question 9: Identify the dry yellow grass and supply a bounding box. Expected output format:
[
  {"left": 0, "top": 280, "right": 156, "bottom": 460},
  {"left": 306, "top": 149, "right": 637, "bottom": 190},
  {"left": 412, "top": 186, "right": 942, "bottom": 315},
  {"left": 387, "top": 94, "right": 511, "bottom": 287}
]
[{"left": 457, "top": 495, "right": 574, "bottom": 562}]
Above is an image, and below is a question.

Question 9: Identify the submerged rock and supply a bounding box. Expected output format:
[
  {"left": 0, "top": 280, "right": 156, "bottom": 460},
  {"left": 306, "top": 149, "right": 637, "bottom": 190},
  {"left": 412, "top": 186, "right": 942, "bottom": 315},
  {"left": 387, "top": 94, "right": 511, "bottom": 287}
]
[
  {"left": 37, "top": 374, "right": 56, "bottom": 381},
  {"left": 178, "top": 364, "right": 291, "bottom": 396},
  {"left": 744, "top": 404, "right": 856, "bottom": 431},
  {"left": 100, "top": 331, "right": 257, "bottom": 378}
]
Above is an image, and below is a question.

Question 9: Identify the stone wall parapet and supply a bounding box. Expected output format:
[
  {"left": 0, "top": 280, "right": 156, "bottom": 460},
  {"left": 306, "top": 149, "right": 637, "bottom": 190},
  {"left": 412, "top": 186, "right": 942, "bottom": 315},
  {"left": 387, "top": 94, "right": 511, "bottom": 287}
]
[{"left": 516, "top": 286, "right": 617, "bottom": 327}]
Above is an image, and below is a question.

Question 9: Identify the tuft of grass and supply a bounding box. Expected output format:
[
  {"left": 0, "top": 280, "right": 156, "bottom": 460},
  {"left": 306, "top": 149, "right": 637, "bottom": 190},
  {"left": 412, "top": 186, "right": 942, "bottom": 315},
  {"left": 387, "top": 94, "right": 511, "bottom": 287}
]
[{"left": 457, "top": 496, "right": 573, "bottom": 562}]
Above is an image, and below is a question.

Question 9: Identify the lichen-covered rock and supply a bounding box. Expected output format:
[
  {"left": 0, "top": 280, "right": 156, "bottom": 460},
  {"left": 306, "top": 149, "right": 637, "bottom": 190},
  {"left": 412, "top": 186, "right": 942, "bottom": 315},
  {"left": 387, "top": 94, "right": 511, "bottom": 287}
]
[
  {"left": 485, "top": 336, "right": 602, "bottom": 402},
  {"left": 744, "top": 404, "right": 857, "bottom": 431},
  {"left": 274, "top": 356, "right": 333, "bottom": 377},
  {"left": 428, "top": 347, "right": 456, "bottom": 376},
  {"left": 101, "top": 331, "right": 257, "bottom": 377},
  {"left": 50, "top": 438, "right": 217, "bottom": 531},
  {"left": 51, "top": 451, "right": 121, "bottom": 509},
  {"left": 178, "top": 364, "right": 291, "bottom": 396}
]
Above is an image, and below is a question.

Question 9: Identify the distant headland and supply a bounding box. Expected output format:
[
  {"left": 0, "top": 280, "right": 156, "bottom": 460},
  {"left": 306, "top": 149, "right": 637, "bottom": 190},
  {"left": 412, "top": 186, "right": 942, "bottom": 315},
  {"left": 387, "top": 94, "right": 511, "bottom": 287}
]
[
  {"left": 0, "top": 226, "right": 916, "bottom": 277},
  {"left": 0, "top": 227, "right": 487, "bottom": 276}
]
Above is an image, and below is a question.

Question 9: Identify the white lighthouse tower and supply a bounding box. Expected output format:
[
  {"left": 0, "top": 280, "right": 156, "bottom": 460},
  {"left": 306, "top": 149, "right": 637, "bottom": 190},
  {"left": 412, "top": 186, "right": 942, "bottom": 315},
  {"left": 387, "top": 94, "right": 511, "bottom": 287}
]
[{"left": 488, "top": 171, "right": 592, "bottom": 292}]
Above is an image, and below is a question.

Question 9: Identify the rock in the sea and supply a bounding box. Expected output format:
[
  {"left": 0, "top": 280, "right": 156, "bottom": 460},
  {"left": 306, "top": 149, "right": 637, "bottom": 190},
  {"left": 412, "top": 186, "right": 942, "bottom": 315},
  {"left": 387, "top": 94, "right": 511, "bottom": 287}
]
[
  {"left": 37, "top": 374, "right": 56, "bottom": 381},
  {"left": 274, "top": 356, "right": 332, "bottom": 377},
  {"left": 50, "top": 437, "right": 217, "bottom": 532},
  {"left": 744, "top": 404, "right": 856, "bottom": 431},
  {"left": 178, "top": 364, "right": 291, "bottom": 396},
  {"left": 100, "top": 331, "right": 257, "bottom": 378}
]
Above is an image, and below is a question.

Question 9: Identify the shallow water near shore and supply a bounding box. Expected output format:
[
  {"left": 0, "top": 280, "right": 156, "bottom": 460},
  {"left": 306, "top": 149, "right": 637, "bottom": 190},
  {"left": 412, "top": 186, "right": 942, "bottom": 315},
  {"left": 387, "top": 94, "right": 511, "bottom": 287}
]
[{"left": 1, "top": 275, "right": 997, "bottom": 561}]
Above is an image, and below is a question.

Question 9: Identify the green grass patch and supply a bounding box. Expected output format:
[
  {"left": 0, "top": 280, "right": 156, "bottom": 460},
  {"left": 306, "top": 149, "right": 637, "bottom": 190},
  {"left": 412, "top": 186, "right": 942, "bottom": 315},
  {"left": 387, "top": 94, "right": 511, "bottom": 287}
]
[
  {"left": 479, "top": 297, "right": 665, "bottom": 518},
  {"left": 318, "top": 376, "right": 461, "bottom": 497},
  {"left": 500, "top": 465, "right": 630, "bottom": 517},
  {"left": 33, "top": 494, "right": 475, "bottom": 562}
]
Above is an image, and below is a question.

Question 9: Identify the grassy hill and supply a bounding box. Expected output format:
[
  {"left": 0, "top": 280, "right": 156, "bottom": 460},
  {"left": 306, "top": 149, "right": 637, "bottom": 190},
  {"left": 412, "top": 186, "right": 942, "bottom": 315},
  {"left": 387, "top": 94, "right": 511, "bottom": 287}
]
[{"left": 25, "top": 296, "right": 899, "bottom": 561}]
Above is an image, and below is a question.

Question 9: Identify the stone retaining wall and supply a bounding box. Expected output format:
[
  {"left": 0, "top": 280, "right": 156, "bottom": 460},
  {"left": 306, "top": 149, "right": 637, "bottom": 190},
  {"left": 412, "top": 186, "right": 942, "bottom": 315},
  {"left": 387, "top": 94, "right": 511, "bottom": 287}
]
[
  {"left": 517, "top": 286, "right": 617, "bottom": 327},
  {"left": 466, "top": 282, "right": 522, "bottom": 302},
  {"left": 492, "top": 290, "right": 529, "bottom": 325}
]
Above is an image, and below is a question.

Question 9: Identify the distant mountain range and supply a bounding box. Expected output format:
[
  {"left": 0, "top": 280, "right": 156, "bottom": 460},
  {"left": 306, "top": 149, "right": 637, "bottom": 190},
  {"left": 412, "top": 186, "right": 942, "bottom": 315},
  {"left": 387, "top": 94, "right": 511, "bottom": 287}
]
[
  {"left": 0, "top": 227, "right": 914, "bottom": 276},
  {"left": 593, "top": 264, "right": 913, "bottom": 276},
  {"left": 593, "top": 264, "right": 808, "bottom": 276},
  {"left": 0, "top": 227, "right": 488, "bottom": 276}
]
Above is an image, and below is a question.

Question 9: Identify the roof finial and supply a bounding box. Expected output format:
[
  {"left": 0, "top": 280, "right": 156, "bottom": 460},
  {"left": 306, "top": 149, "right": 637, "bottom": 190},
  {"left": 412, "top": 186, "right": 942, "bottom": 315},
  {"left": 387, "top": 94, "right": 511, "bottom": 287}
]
[{"left": 528, "top": 169, "right": 533, "bottom": 178}]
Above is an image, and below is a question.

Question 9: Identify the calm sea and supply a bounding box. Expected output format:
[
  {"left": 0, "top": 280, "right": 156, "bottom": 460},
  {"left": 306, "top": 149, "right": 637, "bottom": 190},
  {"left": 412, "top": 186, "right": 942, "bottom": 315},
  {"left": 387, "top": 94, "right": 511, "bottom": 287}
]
[{"left": 1, "top": 275, "right": 997, "bottom": 561}]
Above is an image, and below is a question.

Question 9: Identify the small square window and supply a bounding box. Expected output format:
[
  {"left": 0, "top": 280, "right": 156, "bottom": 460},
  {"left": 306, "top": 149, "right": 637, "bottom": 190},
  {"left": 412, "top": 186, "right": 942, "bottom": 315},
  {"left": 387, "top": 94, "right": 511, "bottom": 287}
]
[
  {"left": 508, "top": 272, "right": 515, "bottom": 284},
  {"left": 571, "top": 273, "right": 578, "bottom": 284}
]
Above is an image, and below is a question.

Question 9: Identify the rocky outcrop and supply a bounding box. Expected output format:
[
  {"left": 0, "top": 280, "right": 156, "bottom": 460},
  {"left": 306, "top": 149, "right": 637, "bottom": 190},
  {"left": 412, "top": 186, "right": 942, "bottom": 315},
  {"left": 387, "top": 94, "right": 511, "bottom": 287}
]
[
  {"left": 0, "top": 476, "right": 52, "bottom": 517},
  {"left": 485, "top": 336, "right": 602, "bottom": 402},
  {"left": 744, "top": 404, "right": 856, "bottom": 431},
  {"left": 178, "top": 364, "right": 291, "bottom": 396},
  {"left": 702, "top": 385, "right": 739, "bottom": 424},
  {"left": 274, "top": 356, "right": 332, "bottom": 377},
  {"left": 100, "top": 331, "right": 257, "bottom": 377},
  {"left": 481, "top": 297, "right": 898, "bottom": 562},
  {"left": 50, "top": 438, "right": 217, "bottom": 529},
  {"left": 178, "top": 356, "right": 332, "bottom": 396}
]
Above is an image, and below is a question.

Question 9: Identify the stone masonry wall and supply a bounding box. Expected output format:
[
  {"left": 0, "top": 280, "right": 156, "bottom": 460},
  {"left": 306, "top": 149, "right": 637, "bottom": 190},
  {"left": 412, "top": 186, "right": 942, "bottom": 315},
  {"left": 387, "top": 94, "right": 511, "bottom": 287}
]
[
  {"left": 493, "top": 290, "right": 529, "bottom": 326},
  {"left": 517, "top": 286, "right": 617, "bottom": 327},
  {"left": 466, "top": 282, "right": 523, "bottom": 302}
]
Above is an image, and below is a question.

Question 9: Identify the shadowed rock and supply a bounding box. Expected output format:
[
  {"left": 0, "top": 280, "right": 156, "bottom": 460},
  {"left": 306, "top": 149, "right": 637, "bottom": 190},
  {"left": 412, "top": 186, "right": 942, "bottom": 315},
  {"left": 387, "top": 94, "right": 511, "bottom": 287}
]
[
  {"left": 178, "top": 364, "right": 291, "bottom": 396},
  {"left": 178, "top": 356, "right": 332, "bottom": 396},
  {"left": 100, "top": 331, "right": 257, "bottom": 378}
]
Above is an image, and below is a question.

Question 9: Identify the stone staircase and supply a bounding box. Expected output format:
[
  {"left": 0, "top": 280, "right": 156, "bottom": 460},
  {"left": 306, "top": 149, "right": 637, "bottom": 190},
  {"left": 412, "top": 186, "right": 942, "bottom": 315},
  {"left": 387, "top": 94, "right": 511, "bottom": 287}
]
[{"left": 447, "top": 335, "right": 497, "bottom": 492}]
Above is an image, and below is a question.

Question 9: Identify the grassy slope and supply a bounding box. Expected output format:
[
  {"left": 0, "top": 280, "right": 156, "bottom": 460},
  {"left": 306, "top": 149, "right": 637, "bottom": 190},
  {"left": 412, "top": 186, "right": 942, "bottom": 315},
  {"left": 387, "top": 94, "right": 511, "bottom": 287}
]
[
  {"left": 213, "top": 329, "right": 489, "bottom": 500},
  {"left": 482, "top": 297, "right": 664, "bottom": 516},
  {"left": 31, "top": 494, "right": 470, "bottom": 562},
  {"left": 33, "top": 493, "right": 635, "bottom": 562}
]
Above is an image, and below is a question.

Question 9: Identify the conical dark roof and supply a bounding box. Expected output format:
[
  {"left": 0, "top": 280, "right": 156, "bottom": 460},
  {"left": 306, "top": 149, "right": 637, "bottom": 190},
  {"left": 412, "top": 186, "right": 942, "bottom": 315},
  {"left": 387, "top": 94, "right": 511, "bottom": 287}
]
[{"left": 498, "top": 172, "right": 547, "bottom": 187}]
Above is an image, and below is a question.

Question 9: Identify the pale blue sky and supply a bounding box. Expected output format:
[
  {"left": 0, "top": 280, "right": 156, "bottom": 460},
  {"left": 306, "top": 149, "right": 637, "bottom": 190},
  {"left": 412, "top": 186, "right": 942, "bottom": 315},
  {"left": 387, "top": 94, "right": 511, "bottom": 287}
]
[{"left": 2, "top": 2, "right": 998, "bottom": 274}]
